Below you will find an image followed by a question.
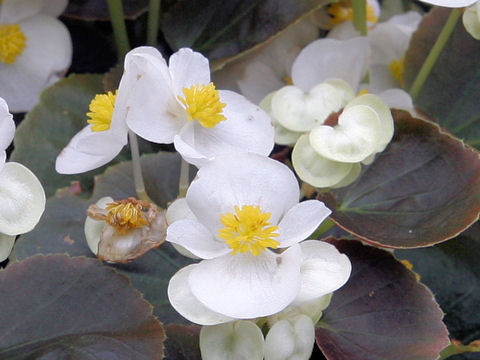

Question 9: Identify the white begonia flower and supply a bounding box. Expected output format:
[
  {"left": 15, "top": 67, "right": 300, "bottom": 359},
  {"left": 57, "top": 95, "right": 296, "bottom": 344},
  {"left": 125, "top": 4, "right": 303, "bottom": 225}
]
[
  {"left": 324, "top": 0, "right": 381, "bottom": 29},
  {"left": 0, "top": 0, "right": 72, "bottom": 112},
  {"left": 122, "top": 46, "right": 274, "bottom": 167},
  {"left": 200, "top": 321, "right": 265, "bottom": 360},
  {"left": 0, "top": 97, "right": 15, "bottom": 168},
  {"left": 167, "top": 153, "right": 350, "bottom": 322},
  {"left": 417, "top": 0, "right": 477, "bottom": 7},
  {"left": 463, "top": 2, "right": 480, "bottom": 40}
]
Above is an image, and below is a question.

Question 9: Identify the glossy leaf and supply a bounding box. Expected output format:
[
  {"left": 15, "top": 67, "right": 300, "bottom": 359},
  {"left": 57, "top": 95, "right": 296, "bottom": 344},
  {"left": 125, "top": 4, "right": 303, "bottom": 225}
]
[
  {"left": 11, "top": 152, "right": 196, "bottom": 324},
  {"left": 64, "top": 0, "right": 149, "bottom": 20},
  {"left": 162, "top": 0, "right": 328, "bottom": 60},
  {"left": 404, "top": 7, "right": 480, "bottom": 148},
  {"left": 0, "top": 254, "right": 164, "bottom": 359},
  {"left": 316, "top": 238, "right": 449, "bottom": 360},
  {"left": 317, "top": 110, "right": 480, "bottom": 248}
]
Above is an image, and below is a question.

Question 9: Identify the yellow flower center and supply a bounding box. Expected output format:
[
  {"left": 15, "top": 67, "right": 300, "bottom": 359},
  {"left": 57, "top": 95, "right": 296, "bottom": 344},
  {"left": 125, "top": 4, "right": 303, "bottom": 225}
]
[
  {"left": 283, "top": 76, "right": 293, "bottom": 85},
  {"left": 105, "top": 198, "right": 149, "bottom": 234},
  {"left": 388, "top": 57, "right": 405, "bottom": 85},
  {"left": 357, "top": 88, "right": 369, "bottom": 96},
  {"left": 218, "top": 205, "right": 280, "bottom": 256},
  {"left": 0, "top": 23, "right": 27, "bottom": 64},
  {"left": 178, "top": 82, "right": 227, "bottom": 128},
  {"left": 87, "top": 91, "right": 117, "bottom": 132},
  {"left": 328, "top": 1, "right": 378, "bottom": 26}
]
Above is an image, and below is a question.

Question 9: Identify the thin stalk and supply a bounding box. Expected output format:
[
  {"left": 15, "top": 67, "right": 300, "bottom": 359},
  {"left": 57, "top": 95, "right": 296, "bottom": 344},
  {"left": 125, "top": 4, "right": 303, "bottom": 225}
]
[
  {"left": 147, "top": 0, "right": 161, "bottom": 46},
  {"left": 409, "top": 9, "right": 461, "bottom": 101},
  {"left": 310, "top": 218, "right": 335, "bottom": 239},
  {"left": 178, "top": 159, "right": 190, "bottom": 198},
  {"left": 106, "top": 0, "right": 130, "bottom": 58},
  {"left": 352, "top": 0, "right": 367, "bottom": 36},
  {"left": 129, "top": 131, "right": 152, "bottom": 202},
  {"left": 439, "top": 341, "right": 480, "bottom": 360}
]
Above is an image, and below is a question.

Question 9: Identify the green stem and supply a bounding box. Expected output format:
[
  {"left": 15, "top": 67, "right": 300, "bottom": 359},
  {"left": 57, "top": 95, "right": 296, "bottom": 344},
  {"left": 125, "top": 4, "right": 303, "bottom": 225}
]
[
  {"left": 310, "top": 218, "right": 335, "bottom": 239},
  {"left": 409, "top": 9, "right": 461, "bottom": 101},
  {"left": 439, "top": 341, "right": 480, "bottom": 359},
  {"left": 106, "top": 0, "right": 130, "bottom": 58},
  {"left": 147, "top": 0, "right": 161, "bottom": 46},
  {"left": 128, "top": 131, "right": 152, "bottom": 202},
  {"left": 352, "top": 0, "right": 367, "bottom": 36},
  {"left": 178, "top": 159, "right": 190, "bottom": 198}
]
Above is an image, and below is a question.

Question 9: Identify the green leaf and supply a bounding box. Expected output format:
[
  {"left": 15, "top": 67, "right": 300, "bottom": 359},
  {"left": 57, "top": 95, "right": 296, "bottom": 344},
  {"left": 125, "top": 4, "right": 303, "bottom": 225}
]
[
  {"left": 164, "top": 324, "right": 201, "bottom": 360},
  {"left": 316, "top": 238, "right": 449, "bottom": 360},
  {"left": 404, "top": 7, "right": 480, "bottom": 148},
  {"left": 162, "top": 0, "right": 329, "bottom": 61},
  {"left": 0, "top": 254, "right": 165, "bottom": 359},
  {"left": 395, "top": 222, "right": 480, "bottom": 346},
  {"left": 10, "top": 74, "right": 155, "bottom": 197},
  {"left": 317, "top": 110, "right": 480, "bottom": 248},
  {"left": 64, "top": 0, "right": 149, "bottom": 20},
  {"left": 11, "top": 152, "right": 196, "bottom": 324}
]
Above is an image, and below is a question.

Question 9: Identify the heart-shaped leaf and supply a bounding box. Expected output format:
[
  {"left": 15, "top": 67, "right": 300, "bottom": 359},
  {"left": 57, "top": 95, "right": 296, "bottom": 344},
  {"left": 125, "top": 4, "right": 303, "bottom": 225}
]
[
  {"left": 317, "top": 110, "right": 480, "bottom": 248},
  {"left": 0, "top": 254, "right": 164, "bottom": 359},
  {"left": 316, "top": 238, "right": 449, "bottom": 360},
  {"left": 164, "top": 324, "right": 201, "bottom": 360},
  {"left": 64, "top": 0, "right": 149, "bottom": 20}
]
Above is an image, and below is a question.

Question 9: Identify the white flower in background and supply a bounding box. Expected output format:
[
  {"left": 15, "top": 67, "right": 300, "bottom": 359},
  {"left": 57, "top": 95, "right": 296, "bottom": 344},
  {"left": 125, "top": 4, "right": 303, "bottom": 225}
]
[
  {"left": 0, "top": 97, "right": 45, "bottom": 261},
  {"left": 0, "top": 0, "right": 72, "bottom": 112},
  {"left": 463, "top": 2, "right": 480, "bottom": 40},
  {"left": 316, "top": 0, "right": 381, "bottom": 30},
  {"left": 167, "top": 153, "right": 350, "bottom": 324},
  {"left": 122, "top": 47, "right": 274, "bottom": 167},
  {"left": 417, "top": 0, "right": 477, "bottom": 7}
]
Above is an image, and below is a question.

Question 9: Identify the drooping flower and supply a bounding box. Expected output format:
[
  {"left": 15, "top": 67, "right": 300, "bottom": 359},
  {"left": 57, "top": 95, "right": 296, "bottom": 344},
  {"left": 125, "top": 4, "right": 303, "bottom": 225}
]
[
  {"left": 166, "top": 153, "right": 351, "bottom": 323},
  {"left": 463, "top": 2, "right": 480, "bottom": 40},
  {"left": 0, "top": 97, "right": 45, "bottom": 261},
  {"left": 0, "top": 0, "right": 72, "bottom": 112},
  {"left": 122, "top": 47, "right": 274, "bottom": 167}
]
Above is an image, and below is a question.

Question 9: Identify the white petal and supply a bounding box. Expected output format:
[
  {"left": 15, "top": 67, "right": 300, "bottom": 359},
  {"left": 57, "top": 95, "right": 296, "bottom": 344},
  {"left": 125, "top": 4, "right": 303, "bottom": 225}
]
[
  {"left": 0, "top": 14, "right": 72, "bottom": 112},
  {"left": 463, "top": 3, "right": 480, "bottom": 40},
  {"left": 186, "top": 153, "right": 299, "bottom": 235},
  {"left": 292, "top": 134, "right": 355, "bottom": 188},
  {"left": 291, "top": 37, "right": 369, "bottom": 91},
  {"left": 189, "top": 245, "right": 302, "bottom": 318},
  {"left": 0, "top": 0, "right": 42, "bottom": 23},
  {"left": 327, "top": 21, "right": 360, "bottom": 40},
  {"left": 417, "top": 0, "right": 477, "bottom": 7},
  {"left": 166, "top": 198, "right": 196, "bottom": 224},
  {"left": 0, "top": 162, "right": 45, "bottom": 235},
  {"left": 265, "top": 315, "right": 315, "bottom": 360},
  {"left": 238, "top": 60, "right": 285, "bottom": 105},
  {"left": 84, "top": 196, "right": 112, "bottom": 255},
  {"left": 386, "top": 11, "right": 422, "bottom": 36},
  {"left": 330, "top": 163, "right": 362, "bottom": 189},
  {"left": 168, "top": 264, "right": 235, "bottom": 325},
  {"left": 293, "top": 240, "right": 351, "bottom": 305},
  {"left": 55, "top": 125, "right": 127, "bottom": 174},
  {"left": 169, "top": 48, "right": 211, "bottom": 97},
  {"left": 369, "top": 21, "right": 411, "bottom": 66},
  {"left": 167, "top": 219, "right": 230, "bottom": 259},
  {"left": 39, "top": 0, "right": 68, "bottom": 16},
  {"left": 377, "top": 88, "right": 415, "bottom": 113},
  {"left": 0, "top": 233, "right": 15, "bottom": 262},
  {"left": 200, "top": 321, "right": 265, "bottom": 360},
  {"left": 123, "top": 47, "right": 185, "bottom": 143},
  {"left": 309, "top": 104, "right": 380, "bottom": 163},
  {"left": 0, "top": 97, "right": 15, "bottom": 156},
  {"left": 276, "top": 200, "right": 331, "bottom": 248}
]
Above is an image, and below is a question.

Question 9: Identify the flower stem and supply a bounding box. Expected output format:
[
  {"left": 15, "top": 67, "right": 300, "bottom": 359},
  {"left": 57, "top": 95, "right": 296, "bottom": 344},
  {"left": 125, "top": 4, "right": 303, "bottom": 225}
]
[
  {"left": 106, "top": 0, "right": 130, "bottom": 58},
  {"left": 352, "top": 0, "right": 367, "bottom": 36},
  {"left": 310, "top": 218, "right": 335, "bottom": 239},
  {"left": 438, "top": 341, "right": 480, "bottom": 360},
  {"left": 178, "top": 159, "right": 190, "bottom": 198},
  {"left": 128, "top": 131, "right": 152, "bottom": 202},
  {"left": 409, "top": 9, "right": 461, "bottom": 101},
  {"left": 147, "top": 0, "right": 161, "bottom": 46}
]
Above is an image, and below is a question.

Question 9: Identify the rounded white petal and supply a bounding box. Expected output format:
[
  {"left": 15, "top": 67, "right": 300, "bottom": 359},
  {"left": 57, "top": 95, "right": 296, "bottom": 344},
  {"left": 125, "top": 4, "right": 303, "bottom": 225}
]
[
  {"left": 0, "top": 162, "right": 45, "bottom": 235},
  {"left": 200, "top": 321, "right": 265, "bottom": 360},
  {"left": 0, "top": 0, "right": 42, "bottom": 23},
  {"left": 265, "top": 315, "right": 315, "bottom": 360},
  {"left": 345, "top": 94, "right": 394, "bottom": 152},
  {"left": 39, "top": 0, "right": 68, "bottom": 16},
  {"left": 293, "top": 240, "right": 351, "bottom": 305},
  {"left": 238, "top": 61, "right": 285, "bottom": 105},
  {"left": 167, "top": 219, "right": 230, "bottom": 259},
  {"left": 292, "top": 135, "right": 355, "bottom": 188},
  {"left": 369, "top": 21, "right": 412, "bottom": 66},
  {"left": 291, "top": 37, "right": 369, "bottom": 91},
  {"left": 463, "top": 3, "right": 480, "bottom": 40},
  {"left": 166, "top": 197, "right": 196, "bottom": 224},
  {"left": 174, "top": 90, "right": 274, "bottom": 167},
  {"left": 168, "top": 264, "right": 235, "bottom": 325},
  {"left": 271, "top": 82, "right": 351, "bottom": 132},
  {"left": 0, "top": 14, "right": 72, "bottom": 112},
  {"left": 84, "top": 196, "right": 112, "bottom": 255},
  {"left": 186, "top": 153, "right": 300, "bottom": 235},
  {"left": 55, "top": 125, "right": 127, "bottom": 174},
  {"left": 189, "top": 245, "right": 302, "bottom": 318},
  {"left": 386, "top": 11, "right": 422, "bottom": 35},
  {"left": 377, "top": 88, "right": 415, "bottom": 113},
  {"left": 309, "top": 104, "right": 381, "bottom": 163},
  {"left": 276, "top": 200, "right": 331, "bottom": 248},
  {"left": 123, "top": 47, "right": 185, "bottom": 143},
  {"left": 417, "top": 0, "right": 477, "bottom": 7},
  {"left": 0, "top": 98, "right": 15, "bottom": 163},
  {"left": 327, "top": 21, "right": 360, "bottom": 40},
  {"left": 169, "top": 48, "right": 211, "bottom": 97},
  {"left": 0, "top": 233, "right": 15, "bottom": 262},
  {"left": 330, "top": 163, "right": 362, "bottom": 189}
]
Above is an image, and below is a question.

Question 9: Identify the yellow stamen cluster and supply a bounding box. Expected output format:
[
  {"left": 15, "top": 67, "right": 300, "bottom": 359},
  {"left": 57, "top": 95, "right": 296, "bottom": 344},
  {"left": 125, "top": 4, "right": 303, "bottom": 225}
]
[
  {"left": 328, "top": 1, "right": 378, "bottom": 26},
  {"left": 0, "top": 24, "right": 27, "bottom": 64},
  {"left": 178, "top": 82, "right": 226, "bottom": 128},
  {"left": 283, "top": 76, "right": 293, "bottom": 86},
  {"left": 218, "top": 205, "right": 280, "bottom": 256},
  {"left": 388, "top": 57, "right": 405, "bottom": 85},
  {"left": 106, "top": 198, "right": 148, "bottom": 234},
  {"left": 87, "top": 91, "right": 117, "bottom": 132}
]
